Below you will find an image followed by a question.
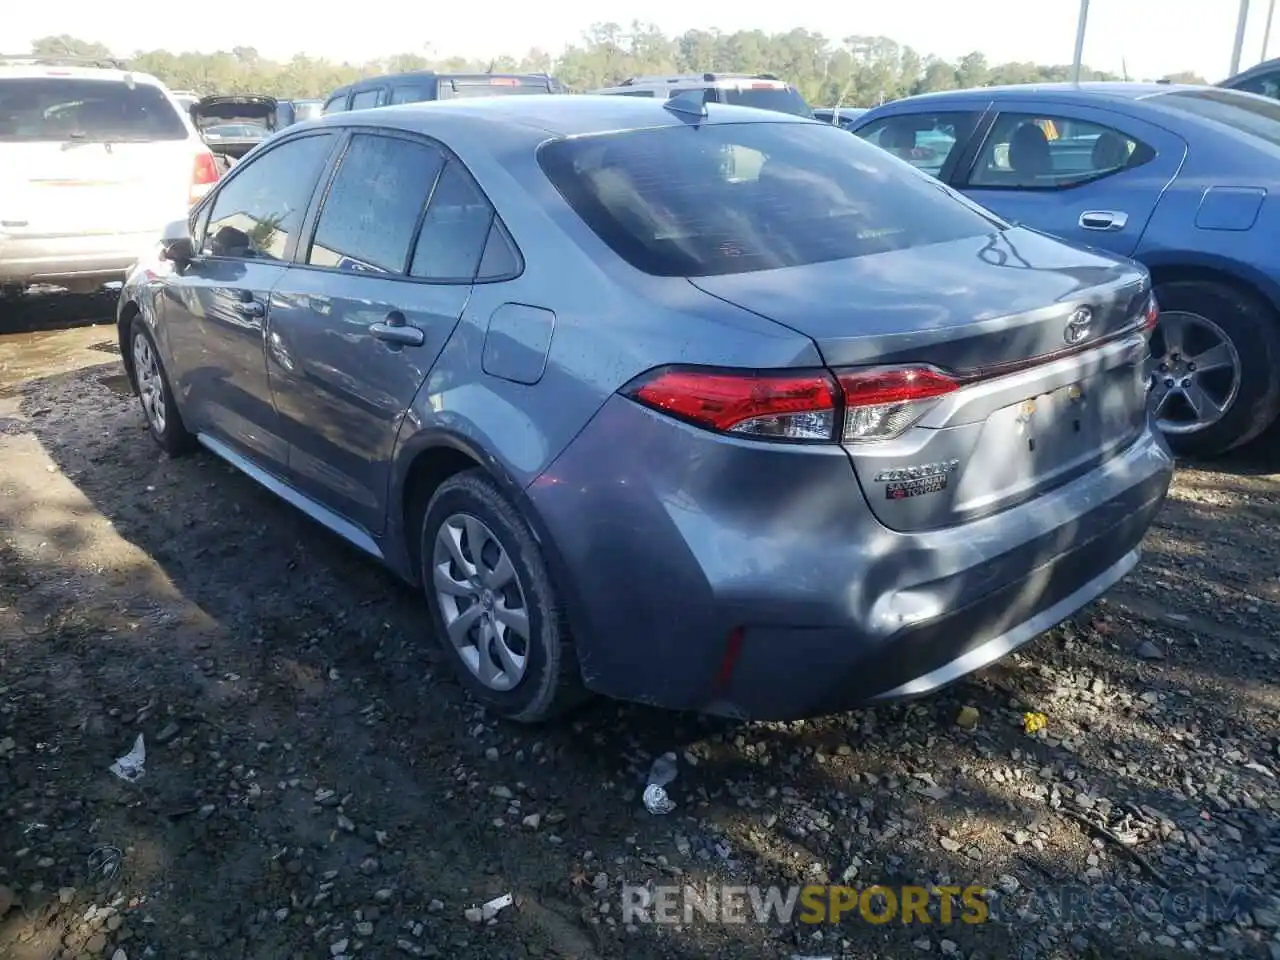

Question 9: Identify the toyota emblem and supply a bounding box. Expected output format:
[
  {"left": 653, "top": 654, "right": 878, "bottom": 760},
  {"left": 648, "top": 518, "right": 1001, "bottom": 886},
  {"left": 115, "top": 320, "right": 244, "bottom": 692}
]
[{"left": 1064, "top": 307, "right": 1093, "bottom": 345}]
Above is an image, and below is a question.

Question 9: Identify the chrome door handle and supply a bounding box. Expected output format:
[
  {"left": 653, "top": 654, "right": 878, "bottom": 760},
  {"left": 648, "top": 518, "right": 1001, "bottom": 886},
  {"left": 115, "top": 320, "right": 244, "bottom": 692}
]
[
  {"left": 232, "top": 299, "right": 265, "bottom": 318},
  {"left": 369, "top": 312, "right": 424, "bottom": 347},
  {"left": 1078, "top": 210, "right": 1129, "bottom": 231}
]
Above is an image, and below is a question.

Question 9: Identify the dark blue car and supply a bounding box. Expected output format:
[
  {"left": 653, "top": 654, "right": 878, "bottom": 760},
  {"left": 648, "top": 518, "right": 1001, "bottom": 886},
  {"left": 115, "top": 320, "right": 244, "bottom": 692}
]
[{"left": 851, "top": 83, "right": 1280, "bottom": 457}]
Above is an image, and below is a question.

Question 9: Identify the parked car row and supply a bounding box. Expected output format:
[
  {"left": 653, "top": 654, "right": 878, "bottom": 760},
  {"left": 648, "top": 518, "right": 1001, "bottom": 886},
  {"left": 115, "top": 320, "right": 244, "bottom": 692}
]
[{"left": 113, "top": 91, "right": 1173, "bottom": 724}]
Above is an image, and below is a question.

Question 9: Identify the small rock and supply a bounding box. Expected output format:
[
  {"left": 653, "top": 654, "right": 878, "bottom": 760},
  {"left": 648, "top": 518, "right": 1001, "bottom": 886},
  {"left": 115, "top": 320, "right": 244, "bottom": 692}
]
[
  {"left": 330, "top": 939, "right": 349, "bottom": 956},
  {"left": 155, "top": 722, "right": 181, "bottom": 743},
  {"left": 337, "top": 814, "right": 355, "bottom": 832},
  {"left": 58, "top": 887, "right": 77, "bottom": 904},
  {"left": 939, "top": 837, "right": 962, "bottom": 852},
  {"left": 491, "top": 786, "right": 513, "bottom": 800},
  {"left": 464, "top": 907, "right": 483, "bottom": 923},
  {"left": 428, "top": 899, "right": 444, "bottom": 913},
  {"left": 1136, "top": 640, "right": 1166, "bottom": 661},
  {"left": 111, "top": 950, "right": 128, "bottom": 960},
  {"left": 484, "top": 747, "right": 499, "bottom": 761},
  {"left": 955, "top": 706, "right": 979, "bottom": 730},
  {"left": 85, "top": 933, "right": 107, "bottom": 955},
  {"left": 356, "top": 922, "right": 374, "bottom": 937},
  {"left": 522, "top": 813, "right": 542, "bottom": 830}
]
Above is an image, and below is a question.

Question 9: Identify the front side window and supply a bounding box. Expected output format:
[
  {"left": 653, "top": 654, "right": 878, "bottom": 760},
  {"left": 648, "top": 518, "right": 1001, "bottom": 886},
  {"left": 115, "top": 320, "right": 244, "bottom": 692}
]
[
  {"left": 308, "top": 134, "right": 444, "bottom": 274},
  {"left": 0, "top": 78, "right": 187, "bottom": 142},
  {"left": 855, "top": 111, "right": 981, "bottom": 178},
  {"left": 323, "top": 95, "right": 347, "bottom": 114},
  {"left": 538, "top": 120, "right": 999, "bottom": 278},
  {"left": 966, "top": 112, "right": 1154, "bottom": 189},
  {"left": 203, "top": 134, "right": 335, "bottom": 259}
]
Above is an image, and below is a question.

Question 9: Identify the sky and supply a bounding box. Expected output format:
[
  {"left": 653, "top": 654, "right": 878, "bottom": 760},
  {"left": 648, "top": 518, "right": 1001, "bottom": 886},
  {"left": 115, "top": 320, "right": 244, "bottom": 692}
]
[{"left": 12, "top": 0, "right": 1278, "bottom": 82}]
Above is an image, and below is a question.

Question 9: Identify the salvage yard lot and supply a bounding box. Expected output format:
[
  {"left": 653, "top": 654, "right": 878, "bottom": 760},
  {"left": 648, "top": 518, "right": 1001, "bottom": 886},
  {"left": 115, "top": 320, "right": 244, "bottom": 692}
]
[{"left": 1, "top": 313, "right": 1279, "bottom": 960}]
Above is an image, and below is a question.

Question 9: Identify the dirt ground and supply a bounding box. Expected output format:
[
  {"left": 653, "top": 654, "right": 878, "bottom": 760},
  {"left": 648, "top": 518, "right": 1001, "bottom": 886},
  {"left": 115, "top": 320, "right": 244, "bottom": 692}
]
[{"left": 2, "top": 300, "right": 1279, "bottom": 960}]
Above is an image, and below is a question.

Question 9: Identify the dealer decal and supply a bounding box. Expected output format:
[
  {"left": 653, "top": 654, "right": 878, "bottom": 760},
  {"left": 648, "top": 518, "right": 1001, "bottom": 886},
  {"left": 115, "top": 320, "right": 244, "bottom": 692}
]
[{"left": 886, "top": 474, "right": 950, "bottom": 499}]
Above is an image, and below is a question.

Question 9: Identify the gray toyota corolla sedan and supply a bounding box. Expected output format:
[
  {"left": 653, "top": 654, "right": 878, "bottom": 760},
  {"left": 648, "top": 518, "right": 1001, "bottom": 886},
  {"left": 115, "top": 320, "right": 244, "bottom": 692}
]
[{"left": 116, "top": 94, "right": 1174, "bottom": 723}]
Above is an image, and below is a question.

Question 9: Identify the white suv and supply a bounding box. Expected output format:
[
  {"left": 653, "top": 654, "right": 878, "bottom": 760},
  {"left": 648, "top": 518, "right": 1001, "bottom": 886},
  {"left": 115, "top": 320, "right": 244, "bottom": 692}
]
[
  {"left": 589, "top": 73, "right": 814, "bottom": 117},
  {"left": 0, "top": 56, "right": 219, "bottom": 296}
]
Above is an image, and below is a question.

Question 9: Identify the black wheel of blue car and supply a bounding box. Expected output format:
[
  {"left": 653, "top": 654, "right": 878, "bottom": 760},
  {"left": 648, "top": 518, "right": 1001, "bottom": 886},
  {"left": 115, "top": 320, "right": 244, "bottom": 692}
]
[
  {"left": 1150, "top": 280, "right": 1280, "bottom": 459},
  {"left": 420, "top": 469, "right": 586, "bottom": 722},
  {"left": 130, "top": 317, "right": 196, "bottom": 457}
]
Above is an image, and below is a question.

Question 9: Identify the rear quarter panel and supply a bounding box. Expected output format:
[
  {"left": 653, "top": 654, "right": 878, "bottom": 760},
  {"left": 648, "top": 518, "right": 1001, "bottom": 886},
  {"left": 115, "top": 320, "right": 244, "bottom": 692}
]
[
  {"left": 1135, "top": 124, "right": 1280, "bottom": 308},
  {"left": 387, "top": 119, "right": 822, "bottom": 561}
]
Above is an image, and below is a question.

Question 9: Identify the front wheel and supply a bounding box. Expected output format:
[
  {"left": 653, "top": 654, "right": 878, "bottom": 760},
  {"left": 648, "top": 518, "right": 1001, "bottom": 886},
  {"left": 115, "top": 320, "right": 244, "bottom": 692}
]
[
  {"left": 419, "top": 470, "right": 586, "bottom": 723},
  {"left": 1149, "top": 280, "right": 1280, "bottom": 459}
]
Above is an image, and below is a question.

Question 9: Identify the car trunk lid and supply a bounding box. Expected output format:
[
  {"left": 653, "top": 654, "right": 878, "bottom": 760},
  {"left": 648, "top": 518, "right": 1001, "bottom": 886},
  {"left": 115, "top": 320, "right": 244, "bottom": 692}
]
[{"left": 689, "top": 227, "right": 1155, "bottom": 532}]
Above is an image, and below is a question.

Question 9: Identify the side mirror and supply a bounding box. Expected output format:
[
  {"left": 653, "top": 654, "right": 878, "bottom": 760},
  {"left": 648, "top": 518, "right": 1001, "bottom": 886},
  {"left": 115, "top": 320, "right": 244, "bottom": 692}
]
[{"left": 159, "top": 235, "right": 195, "bottom": 266}]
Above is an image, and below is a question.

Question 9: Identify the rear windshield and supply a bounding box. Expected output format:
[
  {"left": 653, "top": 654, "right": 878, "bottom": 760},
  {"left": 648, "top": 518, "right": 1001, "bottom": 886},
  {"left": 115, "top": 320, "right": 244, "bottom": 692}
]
[
  {"left": 537, "top": 120, "right": 998, "bottom": 278},
  {"left": 0, "top": 78, "right": 187, "bottom": 142},
  {"left": 1153, "top": 88, "right": 1280, "bottom": 148},
  {"left": 714, "top": 86, "right": 813, "bottom": 118},
  {"left": 441, "top": 77, "right": 556, "bottom": 99}
]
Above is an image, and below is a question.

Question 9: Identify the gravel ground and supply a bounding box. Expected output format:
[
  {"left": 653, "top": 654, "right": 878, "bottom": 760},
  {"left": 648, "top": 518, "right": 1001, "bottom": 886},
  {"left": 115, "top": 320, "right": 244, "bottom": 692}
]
[{"left": 1, "top": 314, "right": 1279, "bottom": 960}]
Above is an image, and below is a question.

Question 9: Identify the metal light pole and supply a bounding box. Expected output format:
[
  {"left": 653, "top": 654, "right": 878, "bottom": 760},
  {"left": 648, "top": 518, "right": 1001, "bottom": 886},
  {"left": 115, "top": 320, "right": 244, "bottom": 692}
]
[
  {"left": 1263, "top": 0, "right": 1277, "bottom": 61},
  {"left": 1230, "top": 0, "right": 1252, "bottom": 77},
  {"left": 1070, "top": 0, "right": 1091, "bottom": 85}
]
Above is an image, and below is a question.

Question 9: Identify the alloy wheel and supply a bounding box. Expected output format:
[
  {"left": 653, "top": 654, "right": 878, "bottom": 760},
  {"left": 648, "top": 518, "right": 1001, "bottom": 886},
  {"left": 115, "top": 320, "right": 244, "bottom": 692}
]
[
  {"left": 431, "top": 512, "right": 531, "bottom": 692},
  {"left": 132, "top": 332, "right": 167, "bottom": 435},
  {"left": 1148, "top": 310, "right": 1241, "bottom": 435}
]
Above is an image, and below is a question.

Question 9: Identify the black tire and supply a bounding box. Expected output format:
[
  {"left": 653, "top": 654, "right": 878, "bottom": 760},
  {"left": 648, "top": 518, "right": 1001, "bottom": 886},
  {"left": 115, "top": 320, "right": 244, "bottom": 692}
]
[
  {"left": 129, "top": 316, "right": 196, "bottom": 457},
  {"left": 419, "top": 470, "right": 586, "bottom": 723},
  {"left": 1152, "top": 279, "right": 1280, "bottom": 459}
]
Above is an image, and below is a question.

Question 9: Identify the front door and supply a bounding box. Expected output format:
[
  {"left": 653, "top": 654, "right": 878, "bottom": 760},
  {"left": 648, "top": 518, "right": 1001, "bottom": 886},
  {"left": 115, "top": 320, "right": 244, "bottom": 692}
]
[
  {"left": 160, "top": 131, "right": 339, "bottom": 469},
  {"left": 265, "top": 133, "right": 498, "bottom": 535},
  {"left": 955, "top": 101, "right": 1187, "bottom": 258}
]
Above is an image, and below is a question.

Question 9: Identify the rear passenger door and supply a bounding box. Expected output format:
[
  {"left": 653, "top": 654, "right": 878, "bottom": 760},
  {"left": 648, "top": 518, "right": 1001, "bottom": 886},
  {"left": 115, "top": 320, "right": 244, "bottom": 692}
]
[
  {"left": 349, "top": 87, "right": 387, "bottom": 112},
  {"left": 955, "top": 101, "right": 1187, "bottom": 258},
  {"left": 265, "top": 131, "right": 509, "bottom": 535}
]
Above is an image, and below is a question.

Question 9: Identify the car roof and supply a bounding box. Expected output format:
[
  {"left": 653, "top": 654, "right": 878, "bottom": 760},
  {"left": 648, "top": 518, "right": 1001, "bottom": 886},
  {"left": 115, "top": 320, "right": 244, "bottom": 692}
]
[
  {"left": 332, "top": 71, "right": 558, "bottom": 93},
  {"left": 0, "top": 63, "right": 165, "bottom": 86},
  {"left": 304, "top": 93, "right": 814, "bottom": 140},
  {"left": 1220, "top": 57, "right": 1280, "bottom": 85},
  {"left": 881, "top": 81, "right": 1206, "bottom": 106}
]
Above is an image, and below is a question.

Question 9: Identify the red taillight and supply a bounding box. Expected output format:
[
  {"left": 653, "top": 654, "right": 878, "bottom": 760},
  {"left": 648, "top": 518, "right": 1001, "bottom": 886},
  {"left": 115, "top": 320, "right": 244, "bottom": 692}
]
[
  {"left": 837, "top": 367, "right": 959, "bottom": 442},
  {"left": 189, "top": 152, "right": 220, "bottom": 205},
  {"left": 627, "top": 368, "right": 838, "bottom": 441},
  {"left": 624, "top": 364, "right": 960, "bottom": 444},
  {"left": 1143, "top": 293, "right": 1160, "bottom": 332},
  {"left": 489, "top": 77, "right": 521, "bottom": 86}
]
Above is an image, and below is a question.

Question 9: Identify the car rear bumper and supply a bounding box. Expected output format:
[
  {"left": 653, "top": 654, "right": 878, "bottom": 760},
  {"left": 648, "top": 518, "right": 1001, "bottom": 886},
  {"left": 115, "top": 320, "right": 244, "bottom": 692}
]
[
  {"left": 0, "top": 231, "right": 160, "bottom": 286},
  {"left": 527, "top": 395, "right": 1174, "bottom": 720}
]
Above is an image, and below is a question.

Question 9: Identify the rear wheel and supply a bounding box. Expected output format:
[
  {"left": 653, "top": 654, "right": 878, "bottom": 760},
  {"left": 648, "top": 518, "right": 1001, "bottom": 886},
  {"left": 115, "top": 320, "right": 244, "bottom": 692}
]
[
  {"left": 1149, "top": 279, "right": 1280, "bottom": 458},
  {"left": 130, "top": 317, "right": 196, "bottom": 456},
  {"left": 419, "top": 470, "right": 586, "bottom": 723}
]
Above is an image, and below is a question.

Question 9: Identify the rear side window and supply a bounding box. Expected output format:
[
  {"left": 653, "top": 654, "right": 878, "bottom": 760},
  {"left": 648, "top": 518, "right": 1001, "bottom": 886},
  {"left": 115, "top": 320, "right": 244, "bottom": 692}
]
[
  {"left": 350, "top": 89, "right": 383, "bottom": 111},
  {"left": 1155, "top": 88, "right": 1280, "bottom": 148},
  {"left": 439, "top": 77, "right": 553, "bottom": 99},
  {"left": 323, "top": 95, "right": 347, "bottom": 114},
  {"left": 0, "top": 78, "right": 187, "bottom": 142},
  {"left": 965, "top": 112, "right": 1154, "bottom": 189},
  {"left": 538, "top": 121, "right": 998, "bottom": 278},
  {"left": 308, "top": 134, "right": 445, "bottom": 274},
  {"left": 203, "top": 134, "right": 336, "bottom": 259},
  {"left": 391, "top": 85, "right": 425, "bottom": 105},
  {"left": 855, "top": 111, "right": 981, "bottom": 178},
  {"left": 712, "top": 85, "right": 812, "bottom": 117},
  {"left": 410, "top": 160, "right": 497, "bottom": 281}
]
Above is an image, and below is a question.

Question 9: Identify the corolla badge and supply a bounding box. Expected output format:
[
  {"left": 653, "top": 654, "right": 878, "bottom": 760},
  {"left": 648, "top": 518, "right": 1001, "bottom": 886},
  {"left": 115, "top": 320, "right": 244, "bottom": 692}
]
[{"left": 1064, "top": 306, "right": 1093, "bottom": 345}]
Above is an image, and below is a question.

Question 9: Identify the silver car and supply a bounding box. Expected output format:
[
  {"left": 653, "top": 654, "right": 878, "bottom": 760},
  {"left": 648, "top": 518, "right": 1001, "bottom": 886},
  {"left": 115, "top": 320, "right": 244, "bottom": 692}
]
[{"left": 117, "top": 95, "right": 1173, "bottom": 722}]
